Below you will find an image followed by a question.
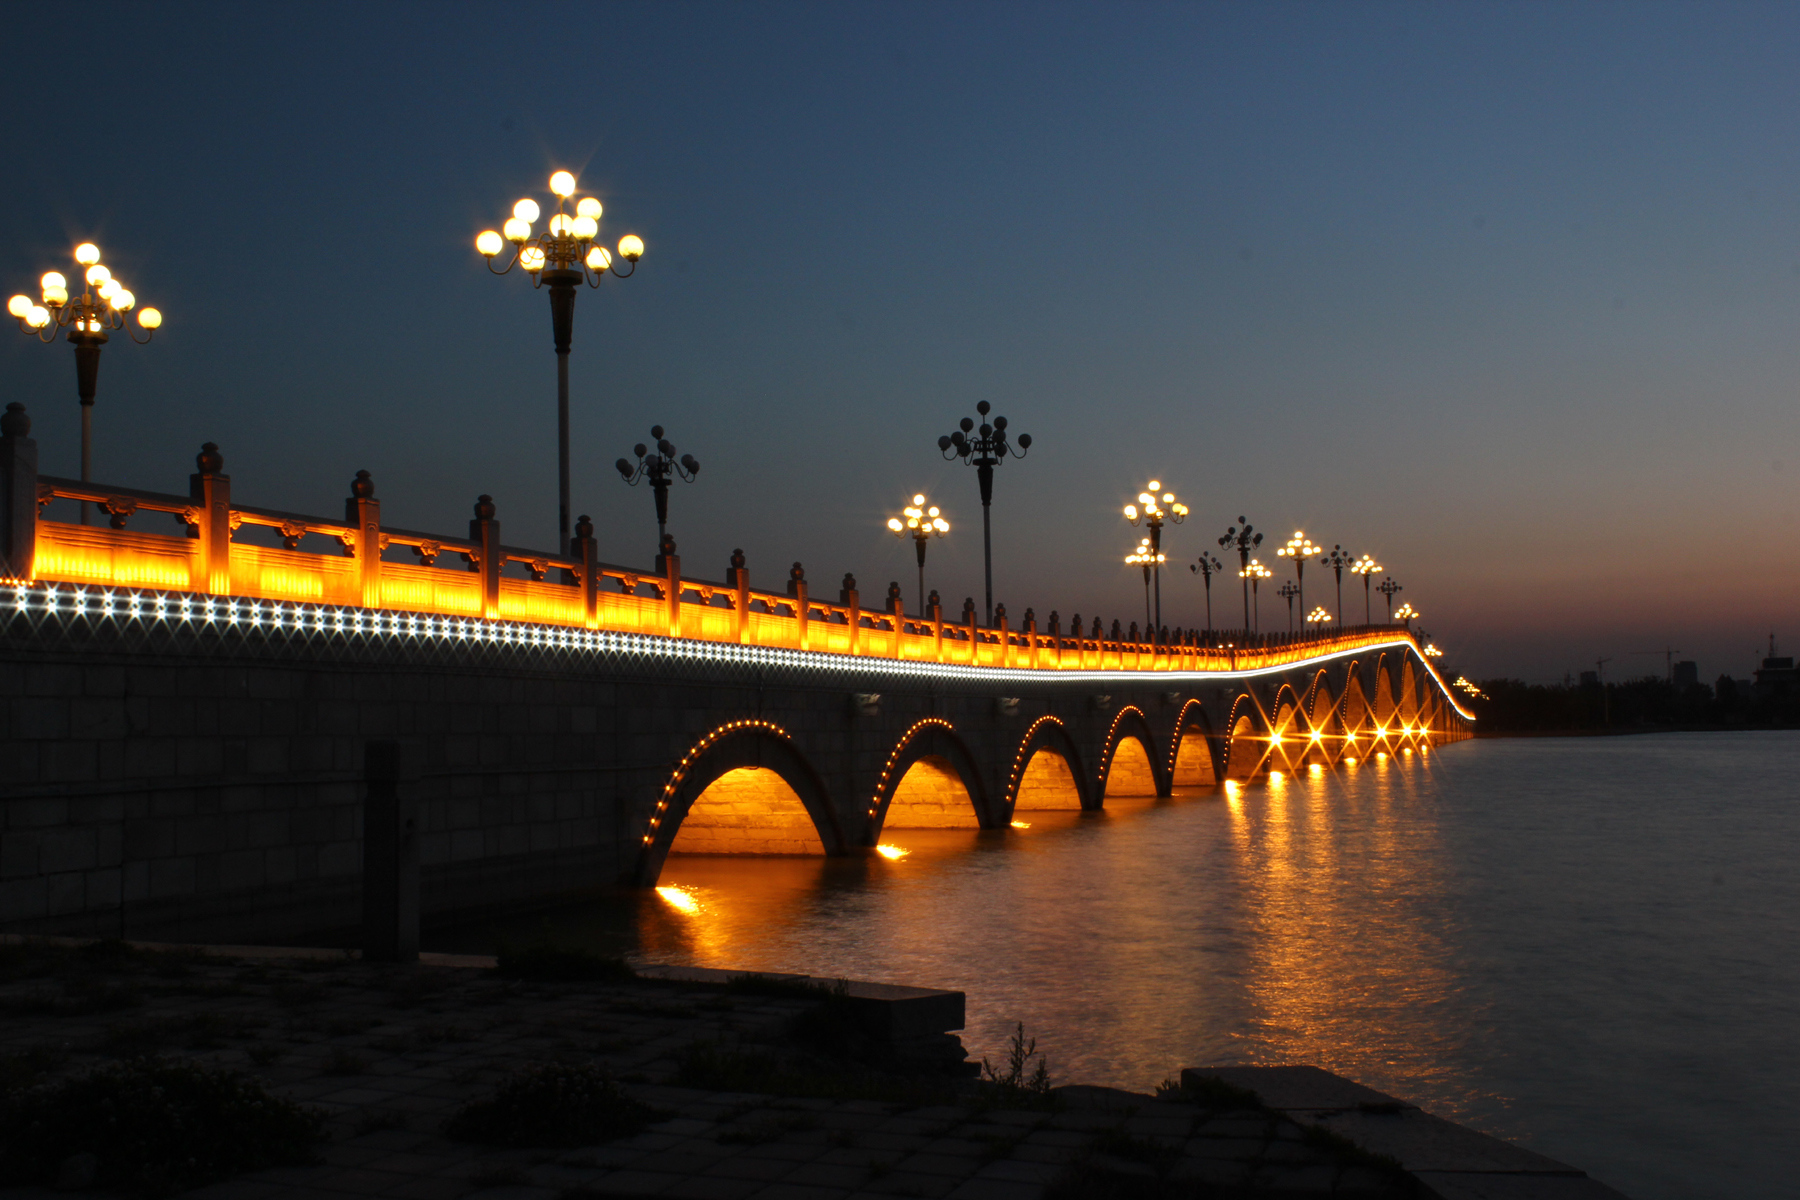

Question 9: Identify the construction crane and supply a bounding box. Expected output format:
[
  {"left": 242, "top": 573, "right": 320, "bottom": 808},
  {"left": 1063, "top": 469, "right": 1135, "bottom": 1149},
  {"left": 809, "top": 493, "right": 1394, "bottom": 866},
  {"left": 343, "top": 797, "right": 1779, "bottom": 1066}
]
[{"left": 1630, "top": 647, "right": 1683, "bottom": 683}]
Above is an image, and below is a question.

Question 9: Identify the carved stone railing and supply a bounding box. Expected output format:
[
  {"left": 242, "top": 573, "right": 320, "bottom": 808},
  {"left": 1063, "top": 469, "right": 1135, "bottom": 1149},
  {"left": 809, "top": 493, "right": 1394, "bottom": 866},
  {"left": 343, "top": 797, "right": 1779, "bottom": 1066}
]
[{"left": 0, "top": 404, "right": 1424, "bottom": 674}]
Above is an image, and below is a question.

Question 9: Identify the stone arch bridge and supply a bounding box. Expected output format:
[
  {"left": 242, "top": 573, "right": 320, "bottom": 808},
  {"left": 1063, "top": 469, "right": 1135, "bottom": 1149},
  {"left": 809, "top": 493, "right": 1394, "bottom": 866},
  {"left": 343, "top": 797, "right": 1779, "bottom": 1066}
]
[{"left": 0, "top": 417, "right": 1470, "bottom": 944}]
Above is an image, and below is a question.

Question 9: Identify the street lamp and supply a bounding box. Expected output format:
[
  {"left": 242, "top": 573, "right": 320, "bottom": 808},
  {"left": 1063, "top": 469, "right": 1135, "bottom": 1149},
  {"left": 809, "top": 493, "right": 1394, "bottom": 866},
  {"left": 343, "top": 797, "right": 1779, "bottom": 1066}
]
[
  {"left": 1377, "top": 576, "right": 1403, "bottom": 623},
  {"left": 937, "top": 400, "right": 1031, "bottom": 625},
  {"left": 1307, "top": 606, "right": 1331, "bottom": 626},
  {"left": 9, "top": 242, "right": 161, "bottom": 524},
  {"left": 1123, "top": 480, "right": 1187, "bottom": 642},
  {"left": 1189, "top": 550, "right": 1223, "bottom": 633},
  {"left": 1219, "top": 518, "right": 1263, "bottom": 630},
  {"left": 887, "top": 493, "right": 948, "bottom": 615},
  {"left": 1276, "top": 531, "right": 1320, "bottom": 615},
  {"left": 1240, "top": 559, "right": 1272, "bottom": 632},
  {"left": 1393, "top": 601, "right": 1418, "bottom": 630},
  {"left": 1277, "top": 580, "right": 1299, "bottom": 632},
  {"left": 1125, "top": 537, "right": 1162, "bottom": 632},
  {"left": 477, "top": 169, "right": 645, "bottom": 551},
  {"left": 615, "top": 425, "right": 698, "bottom": 552},
  {"left": 1351, "top": 554, "right": 1381, "bottom": 626},
  {"left": 1319, "top": 545, "right": 1355, "bottom": 629}
]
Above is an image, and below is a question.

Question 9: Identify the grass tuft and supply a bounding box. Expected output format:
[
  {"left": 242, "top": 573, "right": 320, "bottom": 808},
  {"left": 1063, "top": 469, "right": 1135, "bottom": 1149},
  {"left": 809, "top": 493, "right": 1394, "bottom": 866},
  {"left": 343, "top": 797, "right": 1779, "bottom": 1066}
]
[
  {"left": 443, "top": 1061, "right": 659, "bottom": 1148},
  {"left": 0, "top": 1057, "right": 326, "bottom": 1197}
]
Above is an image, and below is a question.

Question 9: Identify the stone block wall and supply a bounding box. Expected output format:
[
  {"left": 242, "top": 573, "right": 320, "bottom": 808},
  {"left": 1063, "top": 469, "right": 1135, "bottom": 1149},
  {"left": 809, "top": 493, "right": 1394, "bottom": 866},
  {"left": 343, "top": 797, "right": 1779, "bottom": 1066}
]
[
  {"left": 668, "top": 767, "right": 827, "bottom": 856},
  {"left": 883, "top": 756, "right": 980, "bottom": 829}
]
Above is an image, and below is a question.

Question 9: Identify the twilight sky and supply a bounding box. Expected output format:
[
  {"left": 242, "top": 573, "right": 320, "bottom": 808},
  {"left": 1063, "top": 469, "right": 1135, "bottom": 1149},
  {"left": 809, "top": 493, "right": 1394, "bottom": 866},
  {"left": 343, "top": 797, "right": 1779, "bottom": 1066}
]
[{"left": 3, "top": 2, "right": 1797, "bottom": 682}]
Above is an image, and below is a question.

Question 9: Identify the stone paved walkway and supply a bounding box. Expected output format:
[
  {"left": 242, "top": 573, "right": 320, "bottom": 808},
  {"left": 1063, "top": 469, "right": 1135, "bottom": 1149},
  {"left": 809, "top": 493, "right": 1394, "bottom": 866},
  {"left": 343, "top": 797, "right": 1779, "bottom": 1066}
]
[{"left": 0, "top": 940, "right": 1622, "bottom": 1199}]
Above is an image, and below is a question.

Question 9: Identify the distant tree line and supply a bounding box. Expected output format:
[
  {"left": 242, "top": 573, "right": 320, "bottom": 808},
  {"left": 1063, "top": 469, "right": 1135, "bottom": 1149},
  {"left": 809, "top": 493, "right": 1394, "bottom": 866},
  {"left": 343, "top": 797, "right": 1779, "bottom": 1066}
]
[{"left": 1467, "top": 676, "right": 1800, "bottom": 734}]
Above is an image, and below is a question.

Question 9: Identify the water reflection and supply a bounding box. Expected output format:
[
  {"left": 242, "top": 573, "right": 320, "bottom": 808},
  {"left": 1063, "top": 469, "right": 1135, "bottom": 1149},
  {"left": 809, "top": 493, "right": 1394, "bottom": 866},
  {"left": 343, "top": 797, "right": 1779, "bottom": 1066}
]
[{"left": 428, "top": 734, "right": 1800, "bottom": 1200}]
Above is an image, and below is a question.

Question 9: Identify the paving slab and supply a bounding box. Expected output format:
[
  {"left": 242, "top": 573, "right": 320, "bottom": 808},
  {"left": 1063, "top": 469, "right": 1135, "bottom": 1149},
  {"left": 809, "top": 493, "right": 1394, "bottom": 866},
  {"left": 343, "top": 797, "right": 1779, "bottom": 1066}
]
[{"left": 1414, "top": 1173, "right": 1635, "bottom": 1200}]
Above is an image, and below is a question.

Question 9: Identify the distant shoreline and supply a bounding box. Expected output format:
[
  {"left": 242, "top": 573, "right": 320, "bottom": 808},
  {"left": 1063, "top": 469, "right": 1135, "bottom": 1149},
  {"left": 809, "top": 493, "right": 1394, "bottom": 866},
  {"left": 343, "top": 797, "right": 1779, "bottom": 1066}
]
[{"left": 1472, "top": 726, "right": 1798, "bottom": 738}]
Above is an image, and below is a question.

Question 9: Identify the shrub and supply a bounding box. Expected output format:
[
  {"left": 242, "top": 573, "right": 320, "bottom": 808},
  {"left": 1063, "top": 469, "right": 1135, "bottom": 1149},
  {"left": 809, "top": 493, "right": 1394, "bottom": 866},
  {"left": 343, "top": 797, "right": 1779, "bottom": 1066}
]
[
  {"left": 1153, "top": 1073, "right": 1262, "bottom": 1110},
  {"left": 443, "top": 1062, "right": 658, "bottom": 1148},
  {"left": 0, "top": 1057, "right": 326, "bottom": 1197},
  {"left": 980, "top": 1023, "right": 1052, "bottom": 1096}
]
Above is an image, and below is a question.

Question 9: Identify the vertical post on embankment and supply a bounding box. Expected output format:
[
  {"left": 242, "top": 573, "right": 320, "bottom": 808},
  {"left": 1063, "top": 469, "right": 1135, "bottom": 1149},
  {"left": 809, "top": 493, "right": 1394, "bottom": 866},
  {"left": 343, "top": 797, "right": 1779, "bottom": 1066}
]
[
  {"left": 0, "top": 404, "right": 37, "bottom": 581},
  {"left": 362, "top": 740, "right": 420, "bottom": 963}
]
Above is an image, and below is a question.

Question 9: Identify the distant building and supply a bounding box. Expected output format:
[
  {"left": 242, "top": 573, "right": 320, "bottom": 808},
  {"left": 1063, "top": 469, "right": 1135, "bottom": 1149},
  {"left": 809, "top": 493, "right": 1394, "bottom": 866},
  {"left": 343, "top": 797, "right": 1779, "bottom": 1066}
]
[
  {"left": 1672, "top": 661, "right": 1699, "bottom": 690},
  {"left": 1578, "top": 671, "right": 1599, "bottom": 687},
  {"left": 1754, "top": 655, "right": 1797, "bottom": 696}
]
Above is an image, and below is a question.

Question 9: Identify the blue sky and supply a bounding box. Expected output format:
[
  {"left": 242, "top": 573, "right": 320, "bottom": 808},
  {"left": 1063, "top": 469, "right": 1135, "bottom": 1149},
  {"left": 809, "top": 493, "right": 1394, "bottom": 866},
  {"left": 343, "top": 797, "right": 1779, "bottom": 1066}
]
[{"left": 4, "top": 2, "right": 1797, "bottom": 681}]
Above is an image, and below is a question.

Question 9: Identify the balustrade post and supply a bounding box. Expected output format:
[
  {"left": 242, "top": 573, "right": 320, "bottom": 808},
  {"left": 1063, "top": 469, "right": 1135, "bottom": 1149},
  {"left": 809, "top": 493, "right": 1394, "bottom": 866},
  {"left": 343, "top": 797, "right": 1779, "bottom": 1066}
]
[
  {"left": 469, "top": 495, "right": 501, "bottom": 620},
  {"left": 1048, "top": 611, "right": 1061, "bottom": 669},
  {"left": 728, "top": 549, "right": 750, "bottom": 643},
  {"left": 962, "top": 596, "right": 978, "bottom": 664},
  {"left": 1024, "top": 608, "right": 1037, "bottom": 668},
  {"left": 188, "top": 443, "right": 232, "bottom": 595},
  {"left": 995, "top": 604, "right": 1009, "bottom": 668},
  {"left": 575, "top": 515, "right": 600, "bottom": 629},
  {"left": 840, "top": 573, "right": 860, "bottom": 655},
  {"left": 886, "top": 580, "right": 904, "bottom": 658},
  {"left": 345, "top": 470, "right": 382, "bottom": 609},
  {"left": 928, "top": 590, "right": 944, "bottom": 662},
  {"left": 0, "top": 404, "right": 38, "bottom": 582},
  {"left": 656, "top": 534, "right": 681, "bottom": 638},
  {"left": 788, "top": 562, "right": 808, "bottom": 651}
]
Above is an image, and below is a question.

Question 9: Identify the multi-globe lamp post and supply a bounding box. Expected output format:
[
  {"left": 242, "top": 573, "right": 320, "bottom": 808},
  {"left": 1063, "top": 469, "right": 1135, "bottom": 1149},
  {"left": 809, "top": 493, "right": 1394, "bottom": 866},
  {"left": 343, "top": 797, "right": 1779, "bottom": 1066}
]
[
  {"left": 9, "top": 243, "right": 162, "bottom": 524},
  {"left": 887, "top": 494, "right": 948, "bottom": 615},
  {"left": 1241, "top": 559, "right": 1272, "bottom": 631},
  {"left": 1307, "top": 606, "right": 1332, "bottom": 627},
  {"left": 1122, "top": 482, "right": 1186, "bottom": 643},
  {"left": 1319, "top": 545, "right": 1355, "bottom": 629},
  {"left": 1277, "top": 580, "right": 1299, "bottom": 632},
  {"left": 1378, "top": 576, "right": 1403, "bottom": 623},
  {"left": 615, "top": 426, "right": 698, "bottom": 552},
  {"left": 1276, "top": 530, "right": 1320, "bottom": 615},
  {"left": 1189, "top": 551, "right": 1223, "bottom": 633},
  {"left": 1125, "top": 537, "right": 1162, "bottom": 633},
  {"left": 1219, "top": 518, "right": 1264, "bottom": 631},
  {"left": 1351, "top": 554, "right": 1382, "bottom": 625},
  {"left": 937, "top": 401, "right": 1030, "bottom": 625},
  {"left": 477, "top": 170, "right": 645, "bottom": 551},
  {"left": 1394, "top": 601, "right": 1419, "bottom": 630}
]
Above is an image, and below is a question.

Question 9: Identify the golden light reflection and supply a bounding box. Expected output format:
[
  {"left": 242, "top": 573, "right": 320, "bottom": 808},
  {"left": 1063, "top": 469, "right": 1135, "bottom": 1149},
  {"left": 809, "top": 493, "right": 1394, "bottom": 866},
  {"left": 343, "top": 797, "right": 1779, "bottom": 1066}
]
[
  {"left": 874, "top": 844, "right": 911, "bottom": 860},
  {"left": 1009, "top": 820, "right": 1031, "bottom": 829},
  {"left": 1308, "top": 763, "right": 1323, "bottom": 775},
  {"left": 655, "top": 884, "right": 700, "bottom": 913}
]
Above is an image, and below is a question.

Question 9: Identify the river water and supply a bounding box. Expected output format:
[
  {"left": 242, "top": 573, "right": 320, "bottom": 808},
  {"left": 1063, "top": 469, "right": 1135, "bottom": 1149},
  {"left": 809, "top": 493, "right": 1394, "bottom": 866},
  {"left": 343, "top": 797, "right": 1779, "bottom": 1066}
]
[{"left": 433, "top": 732, "right": 1800, "bottom": 1200}]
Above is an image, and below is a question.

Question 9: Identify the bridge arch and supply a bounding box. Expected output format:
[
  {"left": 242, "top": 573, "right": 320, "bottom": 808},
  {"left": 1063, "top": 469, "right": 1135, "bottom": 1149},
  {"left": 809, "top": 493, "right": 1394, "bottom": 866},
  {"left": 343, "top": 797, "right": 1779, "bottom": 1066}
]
[
  {"left": 1221, "top": 694, "right": 1271, "bottom": 780},
  {"left": 1168, "top": 699, "right": 1219, "bottom": 787},
  {"left": 868, "top": 719, "right": 994, "bottom": 832},
  {"left": 633, "top": 719, "right": 845, "bottom": 885},
  {"left": 1007, "top": 716, "right": 1095, "bottom": 812},
  {"left": 1304, "top": 672, "right": 1338, "bottom": 763},
  {"left": 1371, "top": 653, "right": 1401, "bottom": 730},
  {"left": 1268, "top": 683, "right": 1307, "bottom": 771},
  {"left": 1099, "top": 705, "right": 1166, "bottom": 800}
]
